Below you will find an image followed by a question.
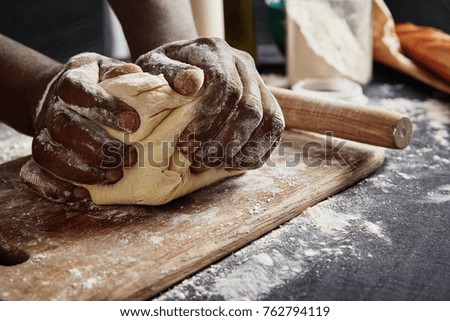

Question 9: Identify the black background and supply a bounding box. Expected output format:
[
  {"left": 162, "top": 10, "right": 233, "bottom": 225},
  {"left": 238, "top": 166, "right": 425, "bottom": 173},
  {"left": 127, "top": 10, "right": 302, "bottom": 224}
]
[{"left": 1, "top": 0, "right": 449, "bottom": 63}]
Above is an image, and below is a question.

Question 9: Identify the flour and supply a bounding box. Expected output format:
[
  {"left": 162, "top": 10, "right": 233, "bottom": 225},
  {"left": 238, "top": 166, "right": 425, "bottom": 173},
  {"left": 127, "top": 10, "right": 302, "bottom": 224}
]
[
  {"left": 0, "top": 123, "right": 32, "bottom": 164},
  {"left": 397, "top": 172, "right": 415, "bottom": 180},
  {"left": 433, "top": 155, "right": 450, "bottom": 165},
  {"left": 158, "top": 87, "right": 449, "bottom": 300},
  {"left": 150, "top": 236, "right": 164, "bottom": 245},
  {"left": 158, "top": 197, "right": 390, "bottom": 300},
  {"left": 68, "top": 268, "right": 82, "bottom": 278},
  {"left": 253, "top": 253, "right": 274, "bottom": 266},
  {"left": 82, "top": 277, "right": 100, "bottom": 290},
  {"left": 303, "top": 205, "right": 355, "bottom": 234},
  {"left": 31, "top": 253, "right": 49, "bottom": 263},
  {"left": 286, "top": 0, "right": 372, "bottom": 84},
  {"left": 425, "top": 185, "right": 450, "bottom": 204},
  {"left": 362, "top": 221, "right": 389, "bottom": 241}
]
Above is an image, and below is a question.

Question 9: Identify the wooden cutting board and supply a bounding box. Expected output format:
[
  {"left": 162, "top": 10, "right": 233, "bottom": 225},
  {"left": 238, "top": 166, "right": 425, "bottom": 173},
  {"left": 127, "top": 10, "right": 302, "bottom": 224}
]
[{"left": 0, "top": 130, "right": 384, "bottom": 300}]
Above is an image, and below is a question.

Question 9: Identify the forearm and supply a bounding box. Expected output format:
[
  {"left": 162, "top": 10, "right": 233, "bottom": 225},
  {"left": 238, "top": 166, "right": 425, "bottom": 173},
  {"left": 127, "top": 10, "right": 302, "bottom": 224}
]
[
  {"left": 108, "top": 0, "right": 198, "bottom": 61},
  {"left": 0, "top": 35, "right": 61, "bottom": 136}
]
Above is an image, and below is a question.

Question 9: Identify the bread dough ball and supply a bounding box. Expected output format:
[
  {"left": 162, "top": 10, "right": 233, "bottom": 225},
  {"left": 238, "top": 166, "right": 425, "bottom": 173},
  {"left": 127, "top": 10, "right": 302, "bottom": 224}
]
[{"left": 82, "top": 72, "right": 243, "bottom": 205}]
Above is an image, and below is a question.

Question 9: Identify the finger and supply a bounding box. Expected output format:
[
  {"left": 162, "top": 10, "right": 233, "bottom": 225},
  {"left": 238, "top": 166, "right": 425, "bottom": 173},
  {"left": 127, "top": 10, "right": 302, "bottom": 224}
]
[
  {"left": 98, "top": 58, "right": 142, "bottom": 81},
  {"left": 234, "top": 138, "right": 281, "bottom": 170},
  {"left": 57, "top": 62, "right": 140, "bottom": 133},
  {"left": 139, "top": 38, "right": 243, "bottom": 150},
  {"left": 136, "top": 50, "right": 204, "bottom": 96},
  {"left": 192, "top": 56, "right": 264, "bottom": 172},
  {"left": 33, "top": 129, "right": 123, "bottom": 185},
  {"left": 169, "top": 38, "right": 244, "bottom": 143},
  {"left": 67, "top": 53, "right": 142, "bottom": 80},
  {"left": 35, "top": 54, "right": 101, "bottom": 132},
  {"left": 20, "top": 159, "right": 90, "bottom": 203},
  {"left": 180, "top": 73, "right": 241, "bottom": 161},
  {"left": 230, "top": 79, "right": 285, "bottom": 169},
  {"left": 46, "top": 104, "right": 137, "bottom": 168}
]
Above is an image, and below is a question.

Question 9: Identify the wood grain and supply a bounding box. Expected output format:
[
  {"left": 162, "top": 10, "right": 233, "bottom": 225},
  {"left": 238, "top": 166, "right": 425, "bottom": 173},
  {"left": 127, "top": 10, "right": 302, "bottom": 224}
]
[
  {"left": 270, "top": 86, "right": 413, "bottom": 149},
  {"left": 0, "top": 130, "right": 384, "bottom": 300}
]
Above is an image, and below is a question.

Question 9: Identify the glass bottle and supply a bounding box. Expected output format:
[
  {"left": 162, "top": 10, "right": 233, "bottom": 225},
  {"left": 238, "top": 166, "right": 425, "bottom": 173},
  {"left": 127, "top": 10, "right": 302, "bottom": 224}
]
[{"left": 223, "top": 0, "right": 257, "bottom": 60}]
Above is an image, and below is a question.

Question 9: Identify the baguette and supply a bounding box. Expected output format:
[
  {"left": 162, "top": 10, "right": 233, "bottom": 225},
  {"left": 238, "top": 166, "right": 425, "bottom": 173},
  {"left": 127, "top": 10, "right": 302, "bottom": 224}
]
[
  {"left": 372, "top": 0, "right": 450, "bottom": 94},
  {"left": 395, "top": 22, "right": 450, "bottom": 83}
]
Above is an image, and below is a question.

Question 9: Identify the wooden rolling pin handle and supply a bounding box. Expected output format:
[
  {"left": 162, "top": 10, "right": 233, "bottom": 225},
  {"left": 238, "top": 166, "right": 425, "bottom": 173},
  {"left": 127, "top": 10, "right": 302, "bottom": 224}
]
[{"left": 269, "top": 86, "right": 413, "bottom": 149}]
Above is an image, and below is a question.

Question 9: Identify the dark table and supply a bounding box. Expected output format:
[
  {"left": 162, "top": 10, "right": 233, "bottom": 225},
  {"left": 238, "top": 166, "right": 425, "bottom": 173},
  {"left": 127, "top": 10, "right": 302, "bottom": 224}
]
[{"left": 154, "top": 64, "right": 450, "bottom": 301}]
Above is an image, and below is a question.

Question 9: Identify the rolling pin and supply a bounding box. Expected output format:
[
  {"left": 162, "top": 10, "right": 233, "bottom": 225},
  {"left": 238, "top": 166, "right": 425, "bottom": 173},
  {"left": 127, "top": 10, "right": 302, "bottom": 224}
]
[{"left": 269, "top": 86, "right": 413, "bottom": 149}]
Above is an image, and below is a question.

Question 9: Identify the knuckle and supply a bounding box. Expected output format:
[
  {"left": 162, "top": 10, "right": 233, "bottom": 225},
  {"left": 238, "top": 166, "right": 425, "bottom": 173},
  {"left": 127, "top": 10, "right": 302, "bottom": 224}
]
[
  {"left": 225, "top": 79, "right": 243, "bottom": 101},
  {"left": 66, "top": 53, "right": 97, "bottom": 68},
  {"left": 241, "top": 98, "right": 263, "bottom": 124},
  {"left": 135, "top": 52, "right": 152, "bottom": 66},
  {"left": 196, "top": 36, "right": 224, "bottom": 48},
  {"left": 235, "top": 50, "right": 256, "bottom": 67},
  {"left": 238, "top": 50, "right": 254, "bottom": 62},
  {"left": 271, "top": 115, "right": 285, "bottom": 137},
  {"left": 57, "top": 73, "right": 76, "bottom": 92},
  {"left": 31, "top": 131, "right": 52, "bottom": 164}
]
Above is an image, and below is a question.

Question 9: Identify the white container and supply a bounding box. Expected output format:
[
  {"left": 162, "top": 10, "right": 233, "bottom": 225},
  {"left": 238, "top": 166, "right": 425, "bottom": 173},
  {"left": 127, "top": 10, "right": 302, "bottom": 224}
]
[
  {"left": 286, "top": 0, "right": 373, "bottom": 86},
  {"left": 292, "top": 78, "right": 369, "bottom": 104},
  {"left": 190, "top": 0, "right": 225, "bottom": 39}
]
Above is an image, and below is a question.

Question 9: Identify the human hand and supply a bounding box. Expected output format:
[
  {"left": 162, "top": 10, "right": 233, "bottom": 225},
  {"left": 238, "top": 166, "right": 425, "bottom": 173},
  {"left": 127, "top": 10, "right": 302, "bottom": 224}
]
[
  {"left": 20, "top": 53, "right": 142, "bottom": 202},
  {"left": 136, "top": 37, "right": 284, "bottom": 172}
]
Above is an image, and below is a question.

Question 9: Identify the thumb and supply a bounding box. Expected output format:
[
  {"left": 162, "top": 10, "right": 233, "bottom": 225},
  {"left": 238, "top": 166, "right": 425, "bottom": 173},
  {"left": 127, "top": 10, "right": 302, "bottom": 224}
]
[{"left": 136, "top": 51, "right": 204, "bottom": 96}]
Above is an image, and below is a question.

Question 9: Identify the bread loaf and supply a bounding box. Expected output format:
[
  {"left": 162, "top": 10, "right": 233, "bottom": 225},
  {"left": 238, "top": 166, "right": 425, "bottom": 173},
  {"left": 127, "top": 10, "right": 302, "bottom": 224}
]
[{"left": 395, "top": 22, "right": 450, "bottom": 83}]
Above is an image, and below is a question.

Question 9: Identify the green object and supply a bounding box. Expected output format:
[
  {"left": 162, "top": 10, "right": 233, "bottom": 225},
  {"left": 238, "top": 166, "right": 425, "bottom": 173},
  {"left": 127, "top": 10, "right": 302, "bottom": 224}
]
[
  {"left": 265, "top": 0, "right": 284, "bottom": 9},
  {"left": 265, "top": 0, "right": 286, "bottom": 54}
]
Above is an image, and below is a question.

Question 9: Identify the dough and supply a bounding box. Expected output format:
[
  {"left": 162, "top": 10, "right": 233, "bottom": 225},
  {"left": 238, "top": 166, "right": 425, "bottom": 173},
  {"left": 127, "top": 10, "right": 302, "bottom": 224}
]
[{"left": 82, "top": 72, "right": 243, "bottom": 205}]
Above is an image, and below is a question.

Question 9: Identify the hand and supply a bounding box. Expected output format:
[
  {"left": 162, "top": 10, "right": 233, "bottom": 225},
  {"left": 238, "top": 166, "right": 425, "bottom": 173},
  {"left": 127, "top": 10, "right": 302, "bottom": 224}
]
[
  {"left": 136, "top": 37, "right": 285, "bottom": 172},
  {"left": 20, "top": 53, "right": 142, "bottom": 202}
]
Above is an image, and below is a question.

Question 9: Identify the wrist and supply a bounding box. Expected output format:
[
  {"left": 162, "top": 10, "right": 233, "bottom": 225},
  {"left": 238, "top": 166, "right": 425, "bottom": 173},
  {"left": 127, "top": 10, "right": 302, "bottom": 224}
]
[
  {"left": 26, "top": 63, "right": 62, "bottom": 133},
  {"left": 108, "top": 0, "right": 198, "bottom": 60}
]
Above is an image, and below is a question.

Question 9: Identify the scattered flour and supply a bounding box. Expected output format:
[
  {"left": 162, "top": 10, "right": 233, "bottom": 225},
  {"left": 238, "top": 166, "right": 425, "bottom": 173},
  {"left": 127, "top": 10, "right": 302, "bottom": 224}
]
[
  {"left": 82, "top": 277, "right": 100, "bottom": 290},
  {"left": 158, "top": 197, "right": 391, "bottom": 300},
  {"left": 375, "top": 97, "right": 450, "bottom": 149},
  {"left": 303, "top": 205, "right": 355, "bottom": 234},
  {"left": 0, "top": 123, "right": 32, "bottom": 164},
  {"left": 68, "top": 268, "right": 82, "bottom": 278},
  {"left": 32, "top": 253, "right": 49, "bottom": 262},
  {"left": 150, "top": 236, "right": 164, "bottom": 245},
  {"left": 397, "top": 172, "right": 415, "bottom": 180},
  {"left": 425, "top": 185, "right": 450, "bottom": 204},
  {"left": 362, "top": 221, "right": 390, "bottom": 242},
  {"left": 157, "top": 89, "right": 449, "bottom": 300},
  {"left": 253, "top": 253, "right": 274, "bottom": 266}
]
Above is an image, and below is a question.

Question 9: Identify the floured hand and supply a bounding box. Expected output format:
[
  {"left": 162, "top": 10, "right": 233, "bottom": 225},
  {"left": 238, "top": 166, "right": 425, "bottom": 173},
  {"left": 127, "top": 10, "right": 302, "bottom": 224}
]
[
  {"left": 136, "top": 37, "right": 285, "bottom": 172},
  {"left": 20, "top": 53, "right": 142, "bottom": 202}
]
